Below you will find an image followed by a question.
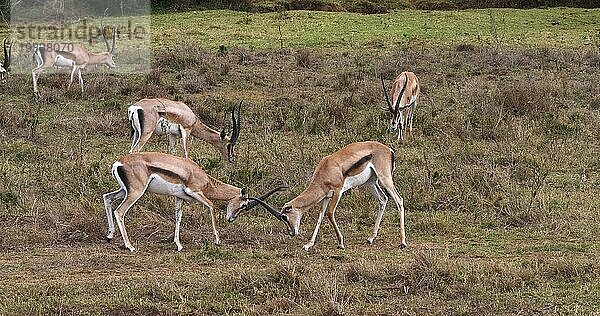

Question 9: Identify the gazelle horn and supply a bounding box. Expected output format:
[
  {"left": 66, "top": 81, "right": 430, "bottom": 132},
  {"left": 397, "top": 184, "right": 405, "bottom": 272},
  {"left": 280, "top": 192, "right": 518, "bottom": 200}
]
[
  {"left": 246, "top": 197, "right": 289, "bottom": 224},
  {"left": 3, "top": 37, "right": 12, "bottom": 71},
  {"left": 230, "top": 100, "right": 242, "bottom": 146},
  {"left": 380, "top": 73, "right": 394, "bottom": 113},
  {"left": 244, "top": 186, "right": 287, "bottom": 211}
]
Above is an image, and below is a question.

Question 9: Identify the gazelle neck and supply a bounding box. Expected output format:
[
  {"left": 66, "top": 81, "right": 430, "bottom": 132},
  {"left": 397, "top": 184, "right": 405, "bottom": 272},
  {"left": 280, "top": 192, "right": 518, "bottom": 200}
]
[
  {"left": 87, "top": 52, "right": 110, "bottom": 65},
  {"left": 289, "top": 182, "right": 328, "bottom": 212},
  {"left": 191, "top": 120, "right": 226, "bottom": 149},
  {"left": 204, "top": 176, "right": 241, "bottom": 201}
]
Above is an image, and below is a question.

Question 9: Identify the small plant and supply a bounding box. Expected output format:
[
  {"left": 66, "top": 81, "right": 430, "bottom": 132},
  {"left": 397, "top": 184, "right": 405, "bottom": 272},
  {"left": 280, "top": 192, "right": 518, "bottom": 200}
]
[{"left": 296, "top": 49, "right": 313, "bottom": 68}]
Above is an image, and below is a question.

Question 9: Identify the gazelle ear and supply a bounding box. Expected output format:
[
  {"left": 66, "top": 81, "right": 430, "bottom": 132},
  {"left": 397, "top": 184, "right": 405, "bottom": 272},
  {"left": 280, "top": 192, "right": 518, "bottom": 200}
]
[
  {"left": 220, "top": 129, "right": 227, "bottom": 141},
  {"left": 241, "top": 188, "right": 248, "bottom": 197}
]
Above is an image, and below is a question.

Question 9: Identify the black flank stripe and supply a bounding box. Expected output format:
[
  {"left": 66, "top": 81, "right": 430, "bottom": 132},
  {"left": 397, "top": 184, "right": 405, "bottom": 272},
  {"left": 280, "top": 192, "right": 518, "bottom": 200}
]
[
  {"left": 148, "top": 166, "right": 184, "bottom": 182},
  {"left": 344, "top": 154, "right": 373, "bottom": 176},
  {"left": 117, "top": 165, "right": 129, "bottom": 188}
]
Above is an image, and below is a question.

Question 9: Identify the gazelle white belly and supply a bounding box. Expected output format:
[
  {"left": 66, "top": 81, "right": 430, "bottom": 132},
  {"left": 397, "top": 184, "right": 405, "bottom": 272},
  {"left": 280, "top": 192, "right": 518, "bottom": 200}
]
[
  {"left": 146, "top": 174, "right": 193, "bottom": 201},
  {"left": 155, "top": 118, "right": 182, "bottom": 136},
  {"left": 53, "top": 55, "right": 76, "bottom": 68},
  {"left": 341, "top": 163, "right": 374, "bottom": 194}
]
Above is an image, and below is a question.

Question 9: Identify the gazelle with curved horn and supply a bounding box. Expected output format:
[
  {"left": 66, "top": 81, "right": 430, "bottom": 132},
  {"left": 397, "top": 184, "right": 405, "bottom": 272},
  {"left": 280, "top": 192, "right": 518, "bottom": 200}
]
[
  {"left": 248, "top": 141, "right": 407, "bottom": 251},
  {"left": 102, "top": 152, "right": 283, "bottom": 252},
  {"left": 32, "top": 26, "right": 117, "bottom": 94},
  {"left": 1, "top": 37, "right": 13, "bottom": 84},
  {"left": 128, "top": 99, "right": 241, "bottom": 162},
  {"left": 381, "top": 71, "right": 420, "bottom": 141}
]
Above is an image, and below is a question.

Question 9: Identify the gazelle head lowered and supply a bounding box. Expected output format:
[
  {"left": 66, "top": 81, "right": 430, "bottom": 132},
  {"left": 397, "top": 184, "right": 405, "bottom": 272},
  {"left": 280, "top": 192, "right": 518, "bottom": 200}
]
[
  {"left": 380, "top": 72, "right": 420, "bottom": 141},
  {"left": 128, "top": 99, "right": 242, "bottom": 162},
  {"left": 245, "top": 141, "right": 407, "bottom": 251}
]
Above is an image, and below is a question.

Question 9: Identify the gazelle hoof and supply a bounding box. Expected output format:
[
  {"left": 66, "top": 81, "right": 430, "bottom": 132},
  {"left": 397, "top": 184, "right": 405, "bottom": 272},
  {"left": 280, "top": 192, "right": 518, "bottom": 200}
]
[
  {"left": 367, "top": 238, "right": 375, "bottom": 244},
  {"left": 176, "top": 244, "right": 183, "bottom": 251},
  {"left": 302, "top": 244, "right": 312, "bottom": 251},
  {"left": 399, "top": 243, "right": 407, "bottom": 249},
  {"left": 337, "top": 244, "right": 345, "bottom": 250}
]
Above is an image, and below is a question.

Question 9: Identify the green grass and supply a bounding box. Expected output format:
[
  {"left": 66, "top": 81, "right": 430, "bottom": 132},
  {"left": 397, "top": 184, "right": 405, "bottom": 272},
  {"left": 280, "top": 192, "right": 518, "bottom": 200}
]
[
  {"left": 149, "top": 8, "right": 600, "bottom": 50},
  {"left": 1, "top": 7, "right": 600, "bottom": 315}
]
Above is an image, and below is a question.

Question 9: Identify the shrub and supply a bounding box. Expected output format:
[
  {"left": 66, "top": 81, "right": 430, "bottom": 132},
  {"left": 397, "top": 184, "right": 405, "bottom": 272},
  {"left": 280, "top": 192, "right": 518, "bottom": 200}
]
[{"left": 296, "top": 49, "right": 313, "bottom": 68}]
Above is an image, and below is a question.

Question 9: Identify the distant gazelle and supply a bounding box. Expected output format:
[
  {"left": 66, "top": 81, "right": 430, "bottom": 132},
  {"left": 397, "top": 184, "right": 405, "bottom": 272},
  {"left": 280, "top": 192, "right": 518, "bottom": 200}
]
[
  {"left": 128, "top": 99, "right": 241, "bottom": 162},
  {"left": 240, "top": 141, "right": 407, "bottom": 251},
  {"left": 102, "top": 152, "right": 284, "bottom": 252},
  {"left": 381, "top": 72, "right": 420, "bottom": 141},
  {"left": 32, "top": 27, "right": 116, "bottom": 95},
  {"left": 0, "top": 37, "right": 13, "bottom": 84}
]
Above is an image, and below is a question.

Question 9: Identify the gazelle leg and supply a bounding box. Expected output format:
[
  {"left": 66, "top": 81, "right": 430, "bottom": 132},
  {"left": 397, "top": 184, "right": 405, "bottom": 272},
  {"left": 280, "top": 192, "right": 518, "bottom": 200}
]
[
  {"left": 103, "top": 188, "right": 125, "bottom": 240},
  {"left": 367, "top": 180, "right": 388, "bottom": 244},
  {"left": 130, "top": 129, "right": 140, "bottom": 153},
  {"left": 32, "top": 49, "right": 45, "bottom": 94},
  {"left": 113, "top": 189, "right": 146, "bottom": 252},
  {"left": 168, "top": 134, "right": 177, "bottom": 154},
  {"left": 325, "top": 191, "right": 344, "bottom": 249},
  {"left": 128, "top": 110, "right": 148, "bottom": 153},
  {"left": 132, "top": 125, "right": 156, "bottom": 153},
  {"left": 397, "top": 112, "right": 404, "bottom": 141},
  {"left": 186, "top": 189, "right": 220, "bottom": 244},
  {"left": 303, "top": 197, "right": 330, "bottom": 251},
  {"left": 174, "top": 197, "right": 184, "bottom": 251},
  {"left": 409, "top": 101, "right": 416, "bottom": 131},
  {"left": 78, "top": 68, "right": 84, "bottom": 94},
  {"left": 208, "top": 205, "right": 220, "bottom": 245},
  {"left": 67, "top": 65, "right": 77, "bottom": 90},
  {"left": 32, "top": 68, "right": 44, "bottom": 94},
  {"left": 404, "top": 110, "right": 410, "bottom": 136},
  {"left": 181, "top": 128, "right": 191, "bottom": 159},
  {"left": 379, "top": 177, "right": 407, "bottom": 248}
]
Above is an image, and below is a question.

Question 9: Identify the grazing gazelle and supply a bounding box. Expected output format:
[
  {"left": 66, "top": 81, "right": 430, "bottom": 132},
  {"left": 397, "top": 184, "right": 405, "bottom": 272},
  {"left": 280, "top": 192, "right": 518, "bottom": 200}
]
[
  {"left": 128, "top": 99, "right": 241, "bottom": 162},
  {"left": 102, "top": 152, "right": 285, "bottom": 252},
  {"left": 1, "top": 37, "right": 13, "bottom": 84},
  {"left": 241, "top": 141, "right": 407, "bottom": 251},
  {"left": 381, "top": 72, "right": 420, "bottom": 141},
  {"left": 32, "top": 27, "right": 116, "bottom": 94}
]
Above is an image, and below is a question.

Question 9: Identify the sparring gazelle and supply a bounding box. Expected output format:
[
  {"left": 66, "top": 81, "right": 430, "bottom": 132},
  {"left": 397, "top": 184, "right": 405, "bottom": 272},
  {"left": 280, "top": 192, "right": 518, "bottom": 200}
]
[
  {"left": 381, "top": 71, "right": 420, "bottom": 141},
  {"left": 241, "top": 141, "right": 407, "bottom": 251},
  {"left": 1, "top": 37, "right": 13, "bottom": 84},
  {"left": 102, "top": 152, "right": 285, "bottom": 252},
  {"left": 128, "top": 98, "right": 241, "bottom": 162},
  {"left": 32, "top": 26, "right": 116, "bottom": 95}
]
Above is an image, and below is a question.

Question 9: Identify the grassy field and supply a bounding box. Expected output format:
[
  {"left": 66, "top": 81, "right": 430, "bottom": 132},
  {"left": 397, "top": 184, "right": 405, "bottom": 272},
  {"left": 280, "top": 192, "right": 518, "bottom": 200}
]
[
  {"left": 1, "top": 7, "right": 600, "bottom": 315},
  {"left": 149, "top": 8, "right": 600, "bottom": 49}
]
